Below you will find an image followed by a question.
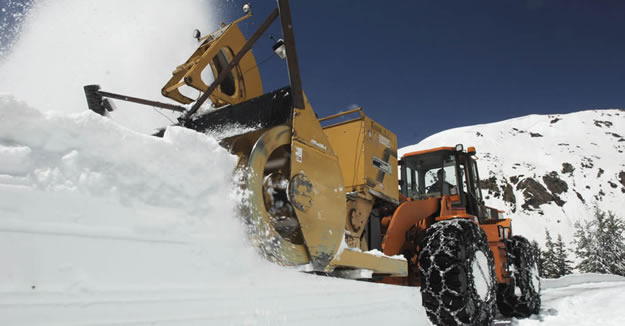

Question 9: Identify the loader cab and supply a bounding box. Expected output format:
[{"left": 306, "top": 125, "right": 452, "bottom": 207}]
[
  {"left": 399, "top": 145, "right": 490, "bottom": 221},
  {"left": 400, "top": 148, "right": 459, "bottom": 199}
]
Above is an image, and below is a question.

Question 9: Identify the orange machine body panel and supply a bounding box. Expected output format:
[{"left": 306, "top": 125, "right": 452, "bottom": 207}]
[
  {"left": 481, "top": 218, "right": 512, "bottom": 284},
  {"left": 382, "top": 198, "right": 439, "bottom": 257},
  {"left": 381, "top": 185, "right": 512, "bottom": 286}
]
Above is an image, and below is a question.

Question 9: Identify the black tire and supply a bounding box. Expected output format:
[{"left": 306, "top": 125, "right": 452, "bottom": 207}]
[
  {"left": 497, "top": 235, "right": 541, "bottom": 317},
  {"left": 419, "top": 219, "right": 497, "bottom": 326}
]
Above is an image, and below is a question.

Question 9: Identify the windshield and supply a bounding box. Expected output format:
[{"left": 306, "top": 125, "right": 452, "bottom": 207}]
[
  {"left": 401, "top": 150, "right": 459, "bottom": 199},
  {"left": 426, "top": 157, "right": 458, "bottom": 195}
]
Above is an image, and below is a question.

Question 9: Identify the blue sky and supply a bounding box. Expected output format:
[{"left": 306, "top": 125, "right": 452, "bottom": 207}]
[
  {"left": 2, "top": 1, "right": 624, "bottom": 147},
  {"left": 219, "top": 0, "right": 625, "bottom": 147}
]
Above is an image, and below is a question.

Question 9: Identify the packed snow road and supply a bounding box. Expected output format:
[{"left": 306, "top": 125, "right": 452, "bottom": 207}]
[
  {"left": 1, "top": 96, "right": 625, "bottom": 325},
  {"left": 511, "top": 274, "right": 625, "bottom": 326}
]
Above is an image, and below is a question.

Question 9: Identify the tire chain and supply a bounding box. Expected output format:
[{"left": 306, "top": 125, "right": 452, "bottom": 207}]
[
  {"left": 497, "top": 235, "right": 541, "bottom": 317},
  {"left": 419, "top": 219, "right": 497, "bottom": 326}
]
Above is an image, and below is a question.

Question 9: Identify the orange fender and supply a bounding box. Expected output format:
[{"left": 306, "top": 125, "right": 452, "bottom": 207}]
[{"left": 382, "top": 198, "right": 439, "bottom": 256}]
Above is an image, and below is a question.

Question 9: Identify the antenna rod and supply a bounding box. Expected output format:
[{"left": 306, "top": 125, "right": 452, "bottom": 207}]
[{"left": 277, "top": 0, "right": 304, "bottom": 109}]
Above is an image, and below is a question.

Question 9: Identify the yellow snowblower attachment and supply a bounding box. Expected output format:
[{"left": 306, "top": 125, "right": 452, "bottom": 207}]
[
  {"left": 84, "top": 0, "right": 406, "bottom": 277},
  {"left": 173, "top": 2, "right": 405, "bottom": 275}
]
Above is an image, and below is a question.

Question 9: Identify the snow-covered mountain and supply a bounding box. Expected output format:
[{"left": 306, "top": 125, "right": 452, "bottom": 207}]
[{"left": 400, "top": 109, "right": 625, "bottom": 247}]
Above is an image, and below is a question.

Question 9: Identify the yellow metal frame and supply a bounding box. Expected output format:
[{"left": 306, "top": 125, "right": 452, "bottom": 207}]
[
  {"left": 321, "top": 108, "right": 399, "bottom": 203},
  {"left": 329, "top": 249, "right": 407, "bottom": 277},
  {"left": 288, "top": 93, "right": 345, "bottom": 270},
  {"left": 161, "top": 14, "right": 263, "bottom": 107},
  {"left": 161, "top": 10, "right": 409, "bottom": 277}
]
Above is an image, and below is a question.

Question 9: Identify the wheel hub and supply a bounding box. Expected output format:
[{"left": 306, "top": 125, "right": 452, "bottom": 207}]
[
  {"left": 288, "top": 173, "right": 313, "bottom": 211},
  {"left": 472, "top": 250, "right": 492, "bottom": 301},
  {"left": 530, "top": 261, "right": 540, "bottom": 292}
]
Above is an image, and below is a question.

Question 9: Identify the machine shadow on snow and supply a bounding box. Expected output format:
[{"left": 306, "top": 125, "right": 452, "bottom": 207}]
[{"left": 492, "top": 306, "right": 556, "bottom": 325}]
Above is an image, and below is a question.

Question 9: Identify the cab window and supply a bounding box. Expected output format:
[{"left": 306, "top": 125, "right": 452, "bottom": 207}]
[
  {"left": 425, "top": 156, "right": 458, "bottom": 195},
  {"left": 468, "top": 158, "right": 483, "bottom": 202},
  {"left": 404, "top": 166, "right": 420, "bottom": 198}
]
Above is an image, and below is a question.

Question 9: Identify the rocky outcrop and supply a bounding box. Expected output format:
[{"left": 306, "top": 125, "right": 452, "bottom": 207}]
[
  {"left": 510, "top": 175, "right": 520, "bottom": 184},
  {"left": 594, "top": 120, "right": 613, "bottom": 128},
  {"left": 542, "top": 172, "right": 568, "bottom": 194},
  {"left": 562, "top": 163, "right": 574, "bottom": 174},
  {"left": 479, "top": 176, "right": 500, "bottom": 195},
  {"left": 479, "top": 176, "right": 517, "bottom": 211},
  {"left": 502, "top": 183, "right": 516, "bottom": 207},
  {"left": 606, "top": 132, "right": 623, "bottom": 140},
  {"left": 516, "top": 177, "right": 564, "bottom": 210}
]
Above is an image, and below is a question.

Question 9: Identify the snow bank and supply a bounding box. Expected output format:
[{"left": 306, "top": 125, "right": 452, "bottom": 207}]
[
  {"left": 518, "top": 274, "right": 625, "bottom": 326},
  {"left": 0, "top": 94, "right": 261, "bottom": 292},
  {"left": 542, "top": 273, "right": 625, "bottom": 290}
]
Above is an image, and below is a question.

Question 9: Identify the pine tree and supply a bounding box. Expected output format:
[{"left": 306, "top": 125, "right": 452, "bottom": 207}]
[
  {"left": 541, "top": 230, "right": 559, "bottom": 278},
  {"left": 573, "top": 208, "right": 625, "bottom": 276},
  {"left": 530, "top": 240, "right": 544, "bottom": 276},
  {"left": 604, "top": 212, "right": 625, "bottom": 274},
  {"left": 573, "top": 219, "right": 597, "bottom": 273},
  {"left": 553, "top": 234, "right": 573, "bottom": 277}
]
